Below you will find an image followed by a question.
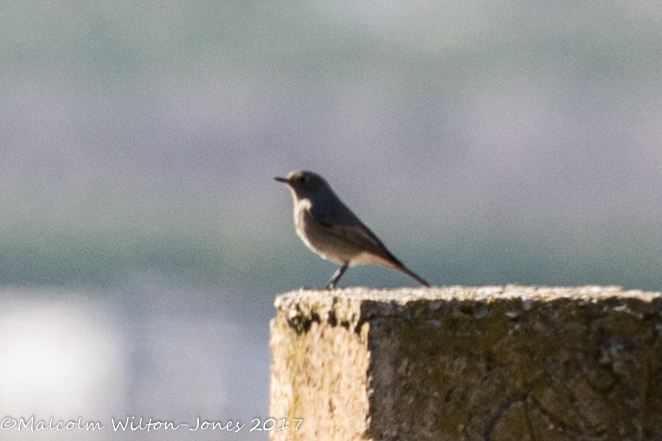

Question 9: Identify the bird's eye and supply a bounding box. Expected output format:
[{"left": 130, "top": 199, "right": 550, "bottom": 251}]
[{"left": 299, "top": 176, "right": 308, "bottom": 183}]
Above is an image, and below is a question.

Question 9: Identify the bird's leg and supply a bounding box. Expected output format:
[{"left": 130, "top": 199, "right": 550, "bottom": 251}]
[{"left": 326, "top": 262, "right": 349, "bottom": 289}]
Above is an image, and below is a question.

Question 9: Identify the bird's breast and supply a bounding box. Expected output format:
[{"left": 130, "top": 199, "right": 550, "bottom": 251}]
[
  {"left": 293, "top": 199, "right": 332, "bottom": 259},
  {"left": 293, "top": 198, "right": 312, "bottom": 229}
]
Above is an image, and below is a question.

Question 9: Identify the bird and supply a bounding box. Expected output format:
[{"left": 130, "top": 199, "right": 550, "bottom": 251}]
[{"left": 275, "top": 170, "right": 430, "bottom": 289}]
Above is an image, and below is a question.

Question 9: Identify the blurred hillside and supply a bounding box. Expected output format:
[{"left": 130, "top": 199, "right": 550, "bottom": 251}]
[{"left": 1, "top": 0, "right": 661, "bottom": 292}]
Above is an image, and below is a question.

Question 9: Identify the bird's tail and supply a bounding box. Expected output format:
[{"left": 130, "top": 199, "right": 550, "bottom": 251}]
[{"left": 399, "top": 265, "right": 430, "bottom": 287}]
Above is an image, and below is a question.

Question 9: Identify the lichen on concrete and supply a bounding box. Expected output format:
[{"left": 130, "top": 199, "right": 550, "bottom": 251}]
[{"left": 269, "top": 285, "right": 662, "bottom": 441}]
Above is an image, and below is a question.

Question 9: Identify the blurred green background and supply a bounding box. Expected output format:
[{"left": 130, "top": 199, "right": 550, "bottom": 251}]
[
  {"left": 1, "top": 1, "right": 661, "bottom": 439},
  {"left": 1, "top": 1, "right": 661, "bottom": 292},
  {"left": 2, "top": 1, "right": 662, "bottom": 291}
]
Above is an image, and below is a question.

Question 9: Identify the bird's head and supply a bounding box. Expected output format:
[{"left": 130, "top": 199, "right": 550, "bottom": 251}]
[{"left": 275, "top": 170, "right": 330, "bottom": 199}]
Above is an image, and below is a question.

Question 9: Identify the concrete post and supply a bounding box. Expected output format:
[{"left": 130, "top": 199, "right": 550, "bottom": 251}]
[{"left": 269, "top": 285, "right": 662, "bottom": 441}]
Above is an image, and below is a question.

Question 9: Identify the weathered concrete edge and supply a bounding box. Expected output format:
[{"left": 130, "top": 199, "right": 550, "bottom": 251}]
[{"left": 274, "top": 285, "right": 662, "bottom": 332}]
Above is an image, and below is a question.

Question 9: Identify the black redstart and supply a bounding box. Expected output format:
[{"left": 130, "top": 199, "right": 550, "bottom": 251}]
[{"left": 275, "top": 170, "right": 430, "bottom": 288}]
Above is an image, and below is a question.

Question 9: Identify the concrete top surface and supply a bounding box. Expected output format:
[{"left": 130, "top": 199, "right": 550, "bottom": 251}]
[
  {"left": 277, "top": 284, "right": 661, "bottom": 306},
  {"left": 275, "top": 285, "right": 662, "bottom": 329}
]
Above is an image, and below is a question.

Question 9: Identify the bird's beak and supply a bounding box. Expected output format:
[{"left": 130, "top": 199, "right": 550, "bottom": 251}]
[{"left": 274, "top": 176, "right": 289, "bottom": 184}]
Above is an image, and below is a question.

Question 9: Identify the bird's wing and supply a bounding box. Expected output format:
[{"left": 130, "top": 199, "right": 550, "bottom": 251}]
[
  {"left": 308, "top": 194, "right": 403, "bottom": 265},
  {"left": 316, "top": 218, "right": 385, "bottom": 250}
]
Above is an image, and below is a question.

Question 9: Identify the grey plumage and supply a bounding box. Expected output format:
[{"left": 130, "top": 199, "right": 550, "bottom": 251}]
[{"left": 275, "top": 170, "right": 430, "bottom": 288}]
